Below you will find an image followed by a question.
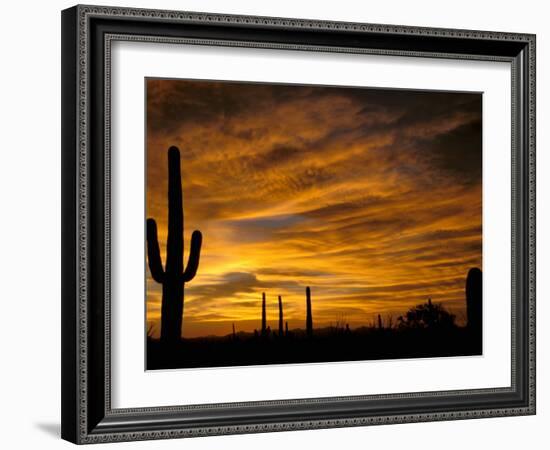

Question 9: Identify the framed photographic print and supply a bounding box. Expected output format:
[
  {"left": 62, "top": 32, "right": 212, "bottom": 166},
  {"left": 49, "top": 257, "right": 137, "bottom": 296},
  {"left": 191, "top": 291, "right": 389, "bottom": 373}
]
[{"left": 61, "top": 4, "right": 536, "bottom": 444}]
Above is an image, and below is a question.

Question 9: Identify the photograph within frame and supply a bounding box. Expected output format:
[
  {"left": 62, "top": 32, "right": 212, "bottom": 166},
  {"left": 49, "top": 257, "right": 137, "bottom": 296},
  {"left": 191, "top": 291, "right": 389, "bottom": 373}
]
[{"left": 145, "top": 78, "right": 483, "bottom": 370}]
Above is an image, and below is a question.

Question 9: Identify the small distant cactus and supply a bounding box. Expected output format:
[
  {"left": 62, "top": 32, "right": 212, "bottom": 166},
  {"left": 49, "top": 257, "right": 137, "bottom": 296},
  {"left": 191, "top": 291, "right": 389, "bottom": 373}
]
[
  {"left": 466, "top": 268, "right": 482, "bottom": 336},
  {"left": 285, "top": 321, "right": 289, "bottom": 336},
  {"left": 261, "top": 292, "right": 267, "bottom": 336},
  {"left": 306, "top": 286, "right": 313, "bottom": 337},
  {"left": 377, "top": 314, "right": 383, "bottom": 329},
  {"left": 278, "top": 295, "right": 284, "bottom": 337},
  {"left": 146, "top": 146, "right": 202, "bottom": 343}
]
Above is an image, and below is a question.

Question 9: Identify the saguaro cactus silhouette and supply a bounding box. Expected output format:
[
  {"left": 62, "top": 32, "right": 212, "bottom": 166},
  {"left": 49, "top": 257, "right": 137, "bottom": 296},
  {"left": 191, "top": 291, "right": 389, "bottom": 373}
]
[
  {"left": 146, "top": 146, "right": 202, "bottom": 344},
  {"left": 306, "top": 286, "right": 313, "bottom": 337},
  {"left": 261, "top": 292, "right": 267, "bottom": 336},
  {"left": 278, "top": 295, "right": 284, "bottom": 337},
  {"left": 466, "top": 268, "right": 482, "bottom": 337}
]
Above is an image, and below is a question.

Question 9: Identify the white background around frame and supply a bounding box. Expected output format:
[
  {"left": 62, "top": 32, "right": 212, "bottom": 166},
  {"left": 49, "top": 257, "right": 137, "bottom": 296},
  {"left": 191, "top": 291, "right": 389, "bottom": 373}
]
[
  {"left": 111, "top": 41, "right": 511, "bottom": 408},
  {"left": 1, "top": 0, "right": 548, "bottom": 449}
]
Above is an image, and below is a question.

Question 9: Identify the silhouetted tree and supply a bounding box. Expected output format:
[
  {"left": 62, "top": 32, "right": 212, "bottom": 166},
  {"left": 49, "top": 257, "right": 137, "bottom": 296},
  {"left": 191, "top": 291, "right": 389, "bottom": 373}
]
[
  {"left": 146, "top": 146, "right": 202, "bottom": 344},
  {"left": 306, "top": 286, "right": 313, "bottom": 337},
  {"left": 398, "top": 298, "right": 456, "bottom": 330}
]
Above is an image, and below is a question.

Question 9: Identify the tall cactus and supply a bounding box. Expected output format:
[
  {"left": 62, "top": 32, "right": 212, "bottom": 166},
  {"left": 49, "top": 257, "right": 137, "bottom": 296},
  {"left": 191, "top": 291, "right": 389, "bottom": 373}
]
[
  {"left": 466, "top": 267, "right": 482, "bottom": 338},
  {"left": 146, "top": 146, "right": 202, "bottom": 344},
  {"left": 261, "top": 292, "right": 267, "bottom": 336},
  {"left": 278, "top": 295, "right": 284, "bottom": 337},
  {"left": 306, "top": 286, "right": 313, "bottom": 337}
]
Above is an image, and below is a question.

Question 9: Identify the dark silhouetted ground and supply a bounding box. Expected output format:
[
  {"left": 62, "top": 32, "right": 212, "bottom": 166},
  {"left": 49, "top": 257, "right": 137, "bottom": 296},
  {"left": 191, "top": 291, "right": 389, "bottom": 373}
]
[{"left": 147, "top": 326, "right": 482, "bottom": 370}]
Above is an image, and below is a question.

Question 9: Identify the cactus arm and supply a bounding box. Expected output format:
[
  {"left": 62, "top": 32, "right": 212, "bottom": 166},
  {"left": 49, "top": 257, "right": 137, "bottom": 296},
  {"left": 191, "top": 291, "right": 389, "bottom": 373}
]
[
  {"left": 181, "top": 230, "right": 203, "bottom": 282},
  {"left": 146, "top": 218, "right": 165, "bottom": 283}
]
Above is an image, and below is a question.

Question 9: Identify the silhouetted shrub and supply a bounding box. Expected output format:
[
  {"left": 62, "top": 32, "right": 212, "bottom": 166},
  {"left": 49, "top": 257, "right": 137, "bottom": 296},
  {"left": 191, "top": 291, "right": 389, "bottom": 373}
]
[{"left": 398, "top": 298, "right": 456, "bottom": 330}]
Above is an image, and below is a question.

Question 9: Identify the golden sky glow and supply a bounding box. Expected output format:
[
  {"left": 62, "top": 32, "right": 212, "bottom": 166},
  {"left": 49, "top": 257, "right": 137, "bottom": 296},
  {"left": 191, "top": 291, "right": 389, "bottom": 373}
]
[{"left": 146, "top": 79, "right": 482, "bottom": 338}]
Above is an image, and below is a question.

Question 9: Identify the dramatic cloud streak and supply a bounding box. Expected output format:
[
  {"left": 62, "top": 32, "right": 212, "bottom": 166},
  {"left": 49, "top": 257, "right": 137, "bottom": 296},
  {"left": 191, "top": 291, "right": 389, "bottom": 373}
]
[{"left": 146, "top": 79, "right": 482, "bottom": 338}]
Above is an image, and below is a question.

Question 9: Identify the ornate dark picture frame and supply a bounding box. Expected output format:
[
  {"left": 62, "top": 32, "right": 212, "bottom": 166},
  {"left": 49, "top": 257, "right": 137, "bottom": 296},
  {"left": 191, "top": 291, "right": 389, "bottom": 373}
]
[{"left": 61, "top": 4, "right": 536, "bottom": 444}]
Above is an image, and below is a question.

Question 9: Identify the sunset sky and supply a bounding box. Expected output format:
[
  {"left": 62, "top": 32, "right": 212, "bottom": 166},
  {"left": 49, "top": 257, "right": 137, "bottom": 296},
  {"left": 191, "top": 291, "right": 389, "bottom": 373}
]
[{"left": 145, "top": 78, "right": 482, "bottom": 338}]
